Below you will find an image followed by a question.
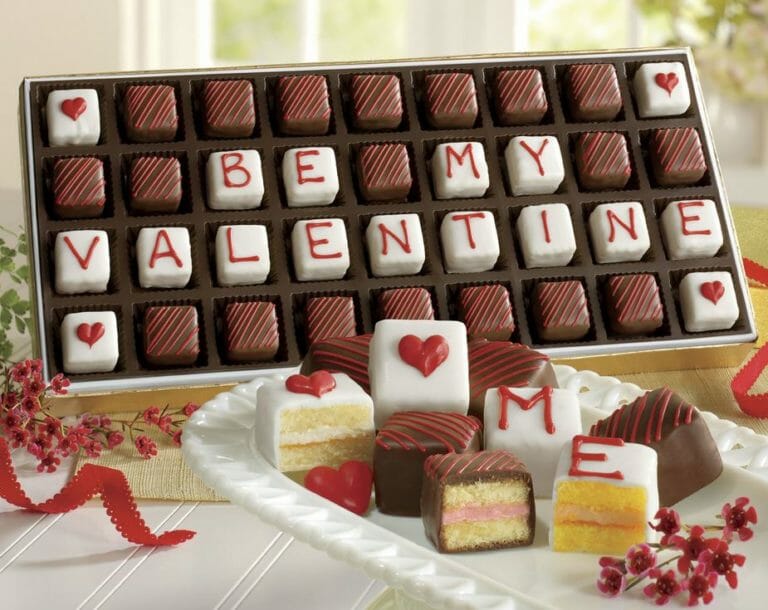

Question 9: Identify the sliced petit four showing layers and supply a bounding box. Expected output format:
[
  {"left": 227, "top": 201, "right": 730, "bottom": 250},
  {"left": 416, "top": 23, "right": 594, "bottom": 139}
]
[
  {"left": 255, "top": 371, "right": 374, "bottom": 472},
  {"left": 566, "top": 64, "right": 622, "bottom": 121},
  {"left": 290, "top": 218, "right": 350, "bottom": 281},
  {"left": 431, "top": 142, "right": 489, "bottom": 199},
  {"left": 458, "top": 284, "right": 515, "bottom": 341},
  {"left": 214, "top": 225, "right": 270, "bottom": 286},
  {"left": 129, "top": 156, "right": 182, "bottom": 214},
  {"left": 52, "top": 157, "right": 106, "bottom": 219},
  {"left": 365, "top": 213, "right": 425, "bottom": 277},
  {"left": 369, "top": 320, "right": 469, "bottom": 428},
  {"left": 54, "top": 230, "right": 110, "bottom": 295},
  {"left": 605, "top": 274, "right": 664, "bottom": 335},
  {"left": 143, "top": 305, "right": 200, "bottom": 367},
  {"left": 493, "top": 68, "right": 548, "bottom": 125},
  {"left": 276, "top": 75, "right": 332, "bottom": 136},
  {"left": 61, "top": 311, "right": 119, "bottom": 374},
  {"left": 202, "top": 79, "right": 256, "bottom": 138},
  {"left": 350, "top": 74, "right": 404, "bottom": 131},
  {"left": 374, "top": 411, "right": 482, "bottom": 516},
  {"left": 467, "top": 340, "right": 557, "bottom": 417},
  {"left": 305, "top": 296, "right": 357, "bottom": 345},
  {"left": 590, "top": 388, "right": 723, "bottom": 505},
  {"left": 282, "top": 147, "right": 339, "bottom": 207},
  {"left": 588, "top": 202, "right": 650, "bottom": 264},
  {"left": 357, "top": 143, "right": 412, "bottom": 202},
  {"left": 633, "top": 62, "right": 691, "bottom": 118},
  {"left": 224, "top": 300, "right": 279, "bottom": 363},
  {"left": 484, "top": 386, "right": 582, "bottom": 497},
  {"left": 574, "top": 132, "right": 632, "bottom": 191},
  {"left": 504, "top": 135, "right": 565, "bottom": 196},
  {"left": 439, "top": 211, "right": 499, "bottom": 273},
  {"left": 516, "top": 203, "right": 576, "bottom": 268},
  {"left": 122, "top": 84, "right": 178, "bottom": 142},
  {"left": 679, "top": 271, "right": 740, "bottom": 333},
  {"left": 206, "top": 150, "right": 264, "bottom": 210},
  {"left": 660, "top": 199, "right": 723, "bottom": 260},
  {"left": 46, "top": 89, "right": 101, "bottom": 146},
  {"left": 135, "top": 227, "right": 193, "bottom": 289},
  {"left": 551, "top": 435, "right": 659, "bottom": 554},
  {"left": 378, "top": 287, "right": 435, "bottom": 321},
  {"left": 423, "top": 72, "right": 478, "bottom": 129},
  {"left": 650, "top": 127, "right": 707, "bottom": 186},
  {"left": 421, "top": 450, "right": 535, "bottom": 553},
  {"left": 533, "top": 280, "right": 591, "bottom": 342},
  {"left": 300, "top": 334, "right": 372, "bottom": 393}
]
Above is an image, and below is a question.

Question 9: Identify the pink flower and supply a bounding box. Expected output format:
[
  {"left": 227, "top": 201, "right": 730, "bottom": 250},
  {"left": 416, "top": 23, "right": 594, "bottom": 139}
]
[
  {"left": 699, "top": 540, "right": 745, "bottom": 589},
  {"left": 23, "top": 375, "right": 45, "bottom": 398},
  {"left": 135, "top": 435, "right": 158, "bottom": 459},
  {"left": 107, "top": 431, "right": 124, "bottom": 449},
  {"left": 172, "top": 429, "right": 183, "bottom": 447},
  {"left": 721, "top": 497, "right": 757, "bottom": 542},
  {"left": 49, "top": 373, "right": 70, "bottom": 395},
  {"left": 626, "top": 543, "right": 657, "bottom": 576},
  {"left": 643, "top": 568, "right": 682, "bottom": 605},
  {"left": 36, "top": 451, "right": 61, "bottom": 473},
  {"left": 99, "top": 416, "right": 112, "bottom": 428},
  {"left": 182, "top": 402, "right": 200, "bottom": 417},
  {"left": 3, "top": 411, "right": 23, "bottom": 432},
  {"left": 83, "top": 439, "right": 103, "bottom": 458},
  {"left": 157, "top": 415, "right": 173, "bottom": 433},
  {"left": 38, "top": 416, "right": 63, "bottom": 441},
  {"left": 672, "top": 525, "right": 711, "bottom": 573},
  {"left": 142, "top": 406, "right": 161, "bottom": 425},
  {"left": 681, "top": 563, "right": 718, "bottom": 606},
  {"left": 19, "top": 396, "right": 39, "bottom": 417},
  {"left": 8, "top": 426, "right": 30, "bottom": 449},
  {"left": 57, "top": 434, "right": 79, "bottom": 457},
  {"left": 10, "top": 360, "right": 31, "bottom": 382},
  {"left": 27, "top": 434, "right": 52, "bottom": 458},
  {"left": 28, "top": 359, "right": 43, "bottom": 375},
  {"left": 597, "top": 565, "right": 626, "bottom": 597},
  {"left": 599, "top": 556, "right": 627, "bottom": 571},
  {"left": 650, "top": 507, "right": 682, "bottom": 545}
]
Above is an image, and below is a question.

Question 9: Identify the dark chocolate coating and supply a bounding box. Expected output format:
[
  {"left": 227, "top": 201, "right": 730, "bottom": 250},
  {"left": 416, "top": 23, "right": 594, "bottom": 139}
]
[
  {"left": 224, "top": 301, "right": 279, "bottom": 363},
  {"left": 590, "top": 388, "right": 723, "bottom": 505},
  {"left": 357, "top": 143, "right": 412, "bottom": 202},
  {"left": 494, "top": 68, "right": 548, "bottom": 125},
  {"left": 129, "top": 156, "right": 182, "bottom": 213},
  {"left": 423, "top": 72, "right": 478, "bottom": 129},
  {"left": 421, "top": 450, "right": 535, "bottom": 553},
  {"left": 143, "top": 305, "right": 200, "bottom": 366},
  {"left": 606, "top": 274, "right": 664, "bottom": 335},
  {"left": 350, "top": 73, "right": 403, "bottom": 130},
  {"left": 533, "top": 281, "right": 591, "bottom": 341},
  {"left": 51, "top": 157, "right": 106, "bottom": 219},
  {"left": 300, "top": 334, "right": 372, "bottom": 393},
  {"left": 202, "top": 79, "right": 256, "bottom": 138},
  {"left": 650, "top": 127, "right": 707, "bottom": 186},
  {"left": 378, "top": 287, "right": 435, "bottom": 320},
  {"left": 305, "top": 296, "right": 357, "bottom": 345},
  {"left": 276, "top": 75, "right": 331, "bottom": 136},
  {"left": 459, "top": 284, "right": 515, "bottom": 341},
  {"left": 374, "top": 411, "right": 481, "bottom": 516},
  {"left": 574, "top": 131, "right": 632, "bottom": 190},
  {"left": 123, "top": 84, "right": 178, "bottom": 143},
  {"left": 566, "top": 63, "right": 622, "bottom": 121}
]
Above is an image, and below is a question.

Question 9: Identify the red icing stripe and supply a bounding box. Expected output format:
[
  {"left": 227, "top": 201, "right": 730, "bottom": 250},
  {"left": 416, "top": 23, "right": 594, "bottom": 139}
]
[
  {"left": 610, "top": 274, "right": 663, "bottom": 324},
  {"left": 376, "top": 411, "right": 481, "bottom": 452},
  {"left": 537, "top": 281, "right": 589, "bottom": 329},
  {"left": 461, "top": 285, "right": 514, "bottom": 337},
  {"left": 580, "top": 132, "right": 631, "bottom": 177},
  {"left": 654, "top": 128, "right": 705, "bottom": 174},
  {"left": 145, "top": 306, "right": 199, "bottom": 358},
  {"left": 380, "top": 288, "right": 434, "bottom": 320},
  {"left": 569, "top": 64, "right": 620, "bottom": 112}
]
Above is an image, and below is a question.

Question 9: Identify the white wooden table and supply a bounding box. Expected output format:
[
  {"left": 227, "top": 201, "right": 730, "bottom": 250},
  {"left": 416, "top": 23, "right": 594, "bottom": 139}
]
[{"left": 1, "top": 450, "right": 388, "bottom": 609}]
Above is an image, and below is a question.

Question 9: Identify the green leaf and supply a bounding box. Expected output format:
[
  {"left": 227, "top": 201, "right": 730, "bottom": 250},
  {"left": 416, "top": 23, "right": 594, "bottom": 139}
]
[
  {"left": 14, "top": 316, "right": 25, "bottom": 334},
  {"left": 0, "top": 341, "right": 11, "bottom": 360},
  {"left": 16, "top": 265, "right": 29, "bottom": 281},
  {"left": 17, "top": 242, "right": 27, "bottom": 255},
  {"left": 0, "top": 290, "right": 19, "bottom": 307},
  {"left": 12, "top": 300, "right": 28, "bottom": 315},
  {"left": 0, "top": 247, "right": 13, "bottom": 257},
  {"left": 0, "top": 309, "right": 11, "bottom": 326}
]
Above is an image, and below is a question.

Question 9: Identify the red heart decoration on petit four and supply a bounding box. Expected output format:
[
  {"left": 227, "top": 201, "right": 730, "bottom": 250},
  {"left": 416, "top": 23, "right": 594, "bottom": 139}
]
[
  {"left": 60, "top": 97, "right": 88, "bottom": 121},
  {"left": 398, "top": 334, "right": 449, "bottom": 377},
  {"left": 304, "top": 461, "right": 373, "bottom": 515},
  {"left": 700, "top": 281, "right": 725, "bottom": 305},
  {"left": 285, "top": 370, "right": 336, "bottom": 397},
  {"left": 654, "top": 72, "right": 679, "bottom": 96},
  {"left": 76, "top": 322, "right": 105, "bottom": 348}
]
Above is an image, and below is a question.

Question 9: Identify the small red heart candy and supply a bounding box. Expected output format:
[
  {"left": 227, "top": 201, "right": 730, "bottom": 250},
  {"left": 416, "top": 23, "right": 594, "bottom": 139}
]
[
  {"left": 304, "top": 461, "right": 373, "bottom": 515},
  {"left": 285, "top": 370, "right": 336, "bottom": 397},
  {"left": 76, "top": 322, "right": 105, "bottom": 348},
  {"left": 700, "top": 281, "right": 725, "bottom": 305},
  {"left": 654, "top": 72, "right": 679, "bottom": 96},
  {"left": 398, "top": 334, "right": 450, "bottom": 377},
  {"left": 60, "top": 97, "right": 88, "bottom": 121}
]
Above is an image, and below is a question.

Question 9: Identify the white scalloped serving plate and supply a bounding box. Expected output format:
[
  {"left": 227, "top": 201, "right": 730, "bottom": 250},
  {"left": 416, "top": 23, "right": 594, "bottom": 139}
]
[{"left": 183, "top": 366, "right": 768, "bottom": 610}]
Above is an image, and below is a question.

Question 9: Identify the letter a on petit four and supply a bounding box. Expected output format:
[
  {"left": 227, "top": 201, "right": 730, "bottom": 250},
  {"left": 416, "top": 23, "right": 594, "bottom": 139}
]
[
  {"left": 483, "top": 386, "right": 582, "bottom": 497},
  {"left": 369, "top": 320, "right": 469, "bottom": 428},
  {"left": 136, "top": 227, "right": 193, "bottom": 288}
]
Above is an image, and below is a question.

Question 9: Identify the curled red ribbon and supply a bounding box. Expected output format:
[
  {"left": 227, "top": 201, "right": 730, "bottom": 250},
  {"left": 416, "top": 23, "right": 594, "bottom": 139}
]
[
  {"left": 0, "top": 438, "right": 195, "bottom": 546},
  {"left": 732, "top": 258, "right": 768, "bottom": 417}
]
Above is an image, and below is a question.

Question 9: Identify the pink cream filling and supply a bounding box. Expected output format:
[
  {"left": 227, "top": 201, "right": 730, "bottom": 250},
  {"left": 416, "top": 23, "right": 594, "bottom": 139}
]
[{"left": 442, "top": 503, "right": 530, "bottom": 525}]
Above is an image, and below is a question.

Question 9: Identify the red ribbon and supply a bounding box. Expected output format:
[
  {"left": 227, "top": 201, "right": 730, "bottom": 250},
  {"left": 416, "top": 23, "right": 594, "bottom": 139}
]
[
  {"left": 0, "top": 438, "right": 195, "bottom": 546},
  {"left": 732, "top": 258, "right": 768, "bottom": 417}
]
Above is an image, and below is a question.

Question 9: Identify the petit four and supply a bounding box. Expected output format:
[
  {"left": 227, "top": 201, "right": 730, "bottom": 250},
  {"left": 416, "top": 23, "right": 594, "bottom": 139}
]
[
  {"left": 493, "top": 69, "right": 548, "bottom": 125},
  {"left": 575, "top": 131, "right": 632, "bottom": 190},
  {"left": 350, "top": 73, "right": 403, "bottom": 130},
  {"left": 202, "top": 79, "right": 256, "bottom": 138},
  {"left": 52, "top": 157, "right": 106, "bottom": 219},
  {"left": 458, "top": 284, "right": 515, "bottom": 341},
  {"left": 533, "top": 280, "right": 591, "bottom": 342},
  {"left": 305, "top": 296, "right": 357, "bottom": 345},
  {"left": 439, "top": 211, "right": 499, "bottom": 273},
  {"left": 378, "top": 287, "right": 435, "bottom": 321},
  {"left": 357, "top": 143, "right": 412, "bottom": 202},
  {"left": 129, "top": 156, "right": 182, "bottom": 214},
  {"left": 206, "top": 150, "right": 264, "bottom": 210},
  {"left": 224, "top": 301, "right": 279, "bottom": 363},
  {"left": 291, "top": 218, "right": 350, "bottom": 281},
  {"left": 143, "top": 305, "right": 200, "bottom": 366},
  {"left": 679, "top": 271, "right": 740, "bottom": 333},
  {"left": 123, "top": 84, "right": 178, "bottom": 142},
  {"left": 300, "top": 334, "right": 372, "bottom": 393},
  {"left": 276, "top": 75, "right": 331, "bottom": 136},
  {"left": 505, "top": 135, "right": 565, "bottom": 196},
  {"left": 588, "top": 201, "right": 650, "bottom": 264},
  {"left": 650, "top": 127, "right": 706, "bottom": 186},
  {"left": 431, "top": 142, "right": 489, "bottom": 199},
  {"left": 566, "top": 63, "right": 622, "bottom": 121},
  {"left": 61, "top": 311, "right": 119, "bottom": 374},
  {"left": 46, "top": 89, "right": 101, "bottom": 146},
  {"left": 660, "top": 199, "right": 723, "bottom": 260},
  {"left": 214, "top": 224, "right": 270, "bottom": 286},
  {"left": 135, "top": 227, "right": 193, "bottom": 289},
  {"left": 605, "top": 274, "right": 664, "bottom": 335},
  {"left": 54, "top": 230, "right": 110, "bottom": 295},
  {"left": 516, "top": 203, "right": 576, "bottom": 268},
  {"left": 423, "top": 72, "right": 478, "bottom": 129},
  {"left": 633, "top": 62, "right": 691, "bottom": 118},
  {"left": 282, "top": 147, "right": 339, "bottom": 207},
  {"left": 365, "top": 213, "right": 425, "bottom": 277}
]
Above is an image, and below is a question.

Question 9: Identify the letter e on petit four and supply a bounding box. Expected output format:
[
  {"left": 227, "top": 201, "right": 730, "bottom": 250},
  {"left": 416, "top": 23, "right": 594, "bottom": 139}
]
[
  {"left": 551, "top": 435, "right": 659, "bottom": 554},
  {"left": 365, "top": 213, "right": 425, "bottom": 277},
  {"left": 589, "top": 202, "right": 650, "bottom": 263},
  {"left": 483, "top": 386, "right": 582, "bottom": 497},
  {"left": 679, "top": 271, "right": 739, "bottom": 333},
  {"left": 206, "top": 150, "right": 264, "bottom": 210},
  {"left": 54, "top": 230, "right": 110, "bottom": 295},
  {"left": 633, "top": 62, "right": 691, "bottom": 118},
  {"left": 46, "top": 89, "right": 101, "bottom": 146},
  {"left": 291, "top": 218, "right": 350, "bottom": 281},
  {"left": 215, "top": 224, "right": 270, "bottom": 286},
  {"left": 440, "top": 211, "right": 499, "bottom": 272},
  {"left": 136, "top": 227, "right": 193, "bottom": 288},
  {"left": 282, "top": 147, "right": 339, "bottom": 207},
  {"left": 431, "top": 142, "right": 489, "bottom": 199},
  {"left": 61, "top": 311, "right": 119, "bottom": 374},
  {"left": 369, "top": 320, "right": 469, "bottom": 428},
  {"left": 517, "top": 203, "right": 576, "bottom": 268},
  {"left": 505, "top": 136, "right": 565, "bottom": 196},
  {"left": 660, "top": 199, "right": 723, "bottom": 260}
]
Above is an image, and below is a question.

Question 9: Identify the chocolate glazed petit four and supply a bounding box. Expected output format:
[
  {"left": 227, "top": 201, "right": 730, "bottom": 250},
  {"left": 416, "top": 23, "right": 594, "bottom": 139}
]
[
  {"left": 350, "top": 73, "right": 403, "bottom": 130},
  {"left": 590, "top": 388, "right": 723, "bottom": 506},
  {"left": 202, "top": 79, "right": 256, "bottom": 138},
  {"left": 52, "top": 157, "right": 106, "bottom": 219},
  {"left": 493, "top": 68, "right": 548, "bottom": 125},
  {"left": 123, "top": 84, "right": 178, "bottom": 142}
]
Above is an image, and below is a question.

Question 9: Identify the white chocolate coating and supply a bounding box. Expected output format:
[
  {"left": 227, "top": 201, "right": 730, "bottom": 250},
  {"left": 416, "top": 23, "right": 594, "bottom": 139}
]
[
  {"left": 431, "top": 142, "right": 489, "bottom": 199},
  {"left": 136, "top": 227, "right": 193, "bottom": 289},
  {"left": 282, "top": 147, "right": 339, "bottom": 207},
  {"left": 365, "top": 213, "right": 425, "bottom": 277},
  {"left": 206, "top": 150, "right": 264, "bottom": 210},
  {"left": 46, "top": 89, "right": 101, "bottom": 146},
  {"left": 54, "top": 230, "right": 110, "bottom": 294},
  {"left": 215, "top": 224, "right": 270, "bottom": 286},
  {"left": 291, "top": 218, "right": 350, "bottom": 281},
  {"left": 660, "top": 199, "right": 723, "bottom": 260},
  {"left": 588, "top": 202, "right": 650, "bottom": 263},
  {"left": 679, "top": 271, "right": 739, "bottom": 332},
  {"left": 516, "top": 203, "right": 576, "bottom": 268},
  {"left": 633, "top": 62, "right": 691, "bottom": 119},
  {"left": 61, "top": 311, "right": 119, "bottom": 374},
  {"left": 439, "top": 211, "right": 499, "bottom": 273},
  {"left": 505, "top": 136, "right": 565, "bottom": 196}
]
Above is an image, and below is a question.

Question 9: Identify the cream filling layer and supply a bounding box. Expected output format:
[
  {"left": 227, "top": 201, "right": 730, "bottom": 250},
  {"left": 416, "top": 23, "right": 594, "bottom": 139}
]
[
  {"left": 280, "top": 427, "right": 371, "bottom": 445},
  {"left": 442, "top": 503, "right": 530, "bottom": 525}
]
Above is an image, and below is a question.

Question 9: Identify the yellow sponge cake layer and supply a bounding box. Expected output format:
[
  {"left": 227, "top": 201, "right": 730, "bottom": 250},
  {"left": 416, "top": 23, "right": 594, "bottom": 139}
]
[
  {"left": 552, "top": 523, "right": 646, "bottom": 555},
  {"left": 442, "top": 517, "right": 531, "bottom": 553},
  {"left": 443, "top": 480, "right": 530, "bottom": 510},
  {"left": 280, "top": 404, "right": 372, "bottom": 434},
  {"left": 555, "top": 480, "right": 647, "bottom": 511},
  {"left": 280, "top": 435, "right": 373, "bottom": 472}
]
